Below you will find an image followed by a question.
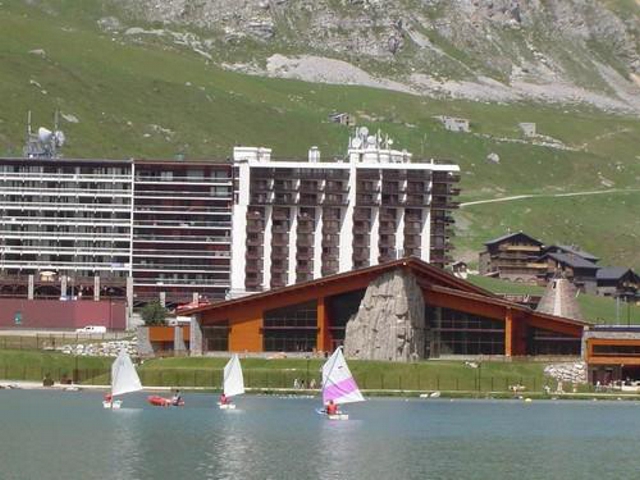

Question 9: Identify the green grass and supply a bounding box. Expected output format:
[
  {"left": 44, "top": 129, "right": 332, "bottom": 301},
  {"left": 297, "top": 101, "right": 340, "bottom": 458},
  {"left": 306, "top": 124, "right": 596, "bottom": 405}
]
[
  {"left": 0, "top": 349, "right": 556, "bottom": 392},
  {"left": 1, "top": 1, "right": 640, "bottom": 268},
  {"left": 0, "top": 350, "right": 112, "bottom": 383},
  {"left": 467, "top": 275, "right": 640, "bottom": 325}
]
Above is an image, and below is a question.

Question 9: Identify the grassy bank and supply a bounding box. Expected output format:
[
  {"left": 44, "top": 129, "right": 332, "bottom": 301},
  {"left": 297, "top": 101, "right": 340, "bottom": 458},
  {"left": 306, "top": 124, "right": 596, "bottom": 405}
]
[{"left": 0, "top": 350, "right": 557, "bottom": 393}]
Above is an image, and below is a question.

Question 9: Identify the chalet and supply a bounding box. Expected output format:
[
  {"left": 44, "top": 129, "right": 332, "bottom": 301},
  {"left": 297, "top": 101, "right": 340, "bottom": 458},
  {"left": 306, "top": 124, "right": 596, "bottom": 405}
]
[
  {"left": 478, "top": 232, "right": 546, "bottom": 283},
  {"left": 537, "top": 252, "right": 599, "bottom": 294},
  {"left": 542, "top": 245, "right": 600, "bottom": 264},
  {"left": 596, "top": 267, "right": 640, "bottom": 300}
]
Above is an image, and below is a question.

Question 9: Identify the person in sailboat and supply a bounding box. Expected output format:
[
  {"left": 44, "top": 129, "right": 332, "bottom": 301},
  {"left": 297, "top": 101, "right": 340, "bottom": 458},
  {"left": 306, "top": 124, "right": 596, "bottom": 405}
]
[
  {"left": 325, "top": 399, "right": 340, "bottom": 416},
  {"left": 171, "top": 389, "right": 183, "bottom": 406},
  {"left": 219, "top": 392, "right": 229, "bottom": 405}
]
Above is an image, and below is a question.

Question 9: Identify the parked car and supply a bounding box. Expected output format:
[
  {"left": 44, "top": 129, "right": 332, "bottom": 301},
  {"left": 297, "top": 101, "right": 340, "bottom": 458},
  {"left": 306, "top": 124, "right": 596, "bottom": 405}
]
[{"left": 75, "top": 325, "right": 107, "bottom": 334}]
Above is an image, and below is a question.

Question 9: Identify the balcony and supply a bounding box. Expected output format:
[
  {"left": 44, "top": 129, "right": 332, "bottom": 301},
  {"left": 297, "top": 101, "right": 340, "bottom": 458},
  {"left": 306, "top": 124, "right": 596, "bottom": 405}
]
[
  {"left": 406, "top": 194, "right": 426, "bottom": 207},
  {"left": 325, "top": 181, "right": 348, "bottom": 193},
  {"left": 299, "top": 194, "right": 319, "bottom": 205},
  {"left": 357, "top": 182, "right": 380, "bottom": 193},
  {"left": 250, "top": 194, "right": 273, "bottom": 205},
  {"left": 245, "top": 262, "right": 262, "bottom": 273},
  {"left": 353, "top": 222, "right": 370, "bottom": 235},
  {"left": 246, "top": 211, "right": 263, "bottom": 221},
  {"left": 379, "top": 222, "right": 396, "bottom": 235},
  {"left": 322, "top": 234, "right": 340, "bottom": 246},
  {"left": 353, "top": 236, "right": 370, "bottom": 248},
  {"left": 274, "top": 180, "right": 297, "bottom": 191},
  {"left": 322, "top": 219, "right": 340, "bottom": 232},
  {"left": 381, "top": 194, "right": 403, "bottom": 206},
  {"left": 245, "top": 277, "right": 263, "bottom": 288},
  {"left": 246, "top": 221, "right": 265, "bottom": 233},
  {"left": 323, "top": 195, "right": 348, "bottom": 206},
  {"left": 274, "top": 194, "right": 296, "bottom": 205},
  {"left": 353, "top": 248, "right": 369, "bottom": 262},
  {"left": 404, "top": 225, "right": 421, "bottom": 235},
  {"left": 297, "top": 222, "right": 314, "bottom": 234},
  {"left": 404, "top": 237, "right": 421, "bottom": 249},
  {"left": 246, "top": 235, "right": 264, "bottom": 247},
  {"left": 379, "top": 235, "right": 396, "bottom": 249},
  {"left": 300, "top": 181, "right": 321, "bottom": 192},
  {"left": 297, "top": 234, "right": 314, "bottom": 247},
  {"left": 405, "top": 247, "right": 421, "bottom": 257},
  {"left": 251, "top": 180, "right": 273, "bottom": 192},
  {"left": 356, "top": 194, "right": 378, "bottom": 206},
  {"left": 272, "top": 224, "right": 290, "bottom": 234},
  {"left": 272, "top": 234, "right": 289, "bottom": 247},
  {"left": 272, "top": 209, "right": 289, "bottom": 221},
  {"left": 245, "top": 249, "right": 262, "bottom": 260},
  {"left": 297, "top": 249, "right": 313, "bottom": 260}
]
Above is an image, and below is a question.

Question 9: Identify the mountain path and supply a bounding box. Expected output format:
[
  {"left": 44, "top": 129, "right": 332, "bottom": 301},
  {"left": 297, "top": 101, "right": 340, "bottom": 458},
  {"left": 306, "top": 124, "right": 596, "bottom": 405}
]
[{"left": 460, "top": 188, "right": 640, "bottom": 207}]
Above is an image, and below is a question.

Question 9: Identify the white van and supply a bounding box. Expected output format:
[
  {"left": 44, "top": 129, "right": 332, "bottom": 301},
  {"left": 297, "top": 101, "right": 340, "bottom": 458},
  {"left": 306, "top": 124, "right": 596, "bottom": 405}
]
[{"left": 75, "top": 325, "right": 107, "bottom": 334}]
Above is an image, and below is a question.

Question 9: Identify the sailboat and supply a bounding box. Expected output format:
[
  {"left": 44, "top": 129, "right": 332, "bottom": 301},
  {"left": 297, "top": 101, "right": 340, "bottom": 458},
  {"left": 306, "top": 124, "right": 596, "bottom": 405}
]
[
  {"left": 103, "top": 350, "right": 142, "bottom": 409},
  {"left": 218, "top": 354, "right": 245, "bottom": 410},
  {"left": 318, "top": 346, "right": 365, "bottom": 420}
]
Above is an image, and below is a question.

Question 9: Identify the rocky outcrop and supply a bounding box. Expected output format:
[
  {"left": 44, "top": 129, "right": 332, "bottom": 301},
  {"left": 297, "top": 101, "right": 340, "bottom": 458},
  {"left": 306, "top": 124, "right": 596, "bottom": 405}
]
[
  {"left": 108, "top": 0, "right": 640, "bottom": 113},
  {"left": 343, "top": 268, "right": 425, "bottom": 362}
]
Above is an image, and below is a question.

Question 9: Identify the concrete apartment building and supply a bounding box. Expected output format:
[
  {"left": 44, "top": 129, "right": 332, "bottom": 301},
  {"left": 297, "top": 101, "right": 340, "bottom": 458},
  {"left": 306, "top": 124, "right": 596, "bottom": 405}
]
[
  {"left": 229, "top": 130, "right": 460, "bottom": 297},
  {"left": 0, "top": 130, "right": 460, "bottom": 321}
]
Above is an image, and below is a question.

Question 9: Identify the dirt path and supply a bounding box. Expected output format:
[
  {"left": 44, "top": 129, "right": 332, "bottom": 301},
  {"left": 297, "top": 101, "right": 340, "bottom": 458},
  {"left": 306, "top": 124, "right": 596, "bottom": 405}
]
[{"left": 460, "top": 188, "right": 640, "bottom": 207}]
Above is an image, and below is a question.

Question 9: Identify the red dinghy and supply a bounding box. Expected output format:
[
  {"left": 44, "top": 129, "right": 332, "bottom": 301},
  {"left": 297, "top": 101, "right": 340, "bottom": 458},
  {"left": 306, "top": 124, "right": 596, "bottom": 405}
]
[{"left": 147, "top": 395, "right": 184, "bottom": 407}]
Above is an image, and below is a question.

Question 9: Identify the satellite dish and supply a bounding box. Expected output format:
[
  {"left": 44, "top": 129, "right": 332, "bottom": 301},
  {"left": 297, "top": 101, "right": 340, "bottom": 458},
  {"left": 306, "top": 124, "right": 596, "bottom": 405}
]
[
  {"left": 351, "top": 137, "right": 363, "bottom": 148},
  {"left": 38, "top": 127, "right": 52, "bottom": 142},
  {"left": 358, "top": 126, "right": 369, "bottom": 138}
]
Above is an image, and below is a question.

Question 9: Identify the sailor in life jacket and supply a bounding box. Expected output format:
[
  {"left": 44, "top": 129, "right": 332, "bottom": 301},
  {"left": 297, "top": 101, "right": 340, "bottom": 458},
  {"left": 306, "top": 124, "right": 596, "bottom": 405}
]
[
  {"left": 325, "top": 399, "right": 339, "bottom": 415},
  {"left": 219, "top": 393, "right": 229, "bottom": 405}
]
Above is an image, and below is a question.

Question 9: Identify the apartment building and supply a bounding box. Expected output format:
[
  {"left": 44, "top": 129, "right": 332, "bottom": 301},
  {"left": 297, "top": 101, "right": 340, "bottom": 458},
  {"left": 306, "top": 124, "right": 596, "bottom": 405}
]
[
  {"left": 0, "top": 130, "right": 460, "bottom": 308},
  {"left": 230, "top": 130, "right": 460, "bottom": 297}
]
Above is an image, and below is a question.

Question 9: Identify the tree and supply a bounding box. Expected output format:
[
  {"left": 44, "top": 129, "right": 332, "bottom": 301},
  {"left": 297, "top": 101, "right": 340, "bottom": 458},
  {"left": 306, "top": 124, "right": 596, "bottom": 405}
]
[{"left": 141, "top": 301, "right": 168, "bottom": 326}]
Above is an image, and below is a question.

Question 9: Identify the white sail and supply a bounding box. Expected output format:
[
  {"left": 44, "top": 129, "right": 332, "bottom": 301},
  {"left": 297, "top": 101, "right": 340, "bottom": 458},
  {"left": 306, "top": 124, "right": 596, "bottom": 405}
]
[
  {"left": 322, "top": 347, "right": 364, "bottom": 405},
  {"left": 223, "top": 354, "right": 245, "bottom": 398},
  {"left": 111, "top": 350, "right": 142, "bottom": 397}
]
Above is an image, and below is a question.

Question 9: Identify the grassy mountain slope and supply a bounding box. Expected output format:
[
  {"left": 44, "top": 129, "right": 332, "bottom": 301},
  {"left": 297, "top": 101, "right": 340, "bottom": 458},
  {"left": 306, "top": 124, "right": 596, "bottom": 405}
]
[{"left": 1, "top": 1, "right": 639, "bottom": 269}]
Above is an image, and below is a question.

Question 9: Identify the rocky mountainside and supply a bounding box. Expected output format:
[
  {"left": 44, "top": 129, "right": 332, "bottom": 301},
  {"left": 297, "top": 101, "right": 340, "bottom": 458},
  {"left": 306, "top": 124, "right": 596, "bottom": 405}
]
[{"left": 112, "top": 0, "right": 640, "bottom": 112}]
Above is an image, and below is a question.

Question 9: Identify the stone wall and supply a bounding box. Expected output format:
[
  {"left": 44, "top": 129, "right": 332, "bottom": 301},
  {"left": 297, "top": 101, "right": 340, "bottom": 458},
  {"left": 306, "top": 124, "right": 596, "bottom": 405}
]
[
  {"left": 343, "top": 268, "right": 425, "bottom": 362},
  {"left": 136, "top": 326, "right": 154, "bottom": 357}
]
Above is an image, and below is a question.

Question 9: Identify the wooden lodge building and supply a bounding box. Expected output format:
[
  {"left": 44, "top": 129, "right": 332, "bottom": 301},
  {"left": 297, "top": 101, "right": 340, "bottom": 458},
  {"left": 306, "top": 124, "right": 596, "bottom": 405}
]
[
  {"left": 478, "top": 232, "right": 546, "bottom": 283},
  {"left": 183, "top": 258, "right": 586, "bottom": 358}
]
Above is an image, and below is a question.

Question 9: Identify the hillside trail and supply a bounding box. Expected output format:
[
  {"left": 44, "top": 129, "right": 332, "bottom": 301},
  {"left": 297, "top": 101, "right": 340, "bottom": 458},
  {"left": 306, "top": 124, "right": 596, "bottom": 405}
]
[{"left": 460, "top": 188, "right": 640, "bottom": 207}]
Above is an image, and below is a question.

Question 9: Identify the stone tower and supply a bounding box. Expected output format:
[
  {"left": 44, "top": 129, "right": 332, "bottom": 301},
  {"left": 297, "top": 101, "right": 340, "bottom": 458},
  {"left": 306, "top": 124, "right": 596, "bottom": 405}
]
[
  {"left": 536, "top": 277, "right": 584, "bottom": 321},
  {"left": 343, "top": 268, "right": 426, "bottom": 361}
]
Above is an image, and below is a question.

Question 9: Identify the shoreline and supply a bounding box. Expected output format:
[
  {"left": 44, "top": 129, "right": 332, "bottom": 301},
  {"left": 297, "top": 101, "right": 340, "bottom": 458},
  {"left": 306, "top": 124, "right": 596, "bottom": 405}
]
[{"left": 3, "top": 381, "right": 640, "bottom": 401}]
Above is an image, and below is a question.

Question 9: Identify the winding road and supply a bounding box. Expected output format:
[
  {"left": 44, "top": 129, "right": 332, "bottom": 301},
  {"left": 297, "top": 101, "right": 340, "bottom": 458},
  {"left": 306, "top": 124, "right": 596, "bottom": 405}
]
[{"left": 460, "top": 188, "right": 640, "bottom": 207}]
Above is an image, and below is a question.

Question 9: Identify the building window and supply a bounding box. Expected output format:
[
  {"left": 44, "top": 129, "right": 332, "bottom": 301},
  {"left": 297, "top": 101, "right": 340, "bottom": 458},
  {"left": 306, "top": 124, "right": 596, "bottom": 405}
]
[
  {"left": 263, "top": 301, "right": 317, "bottom": 352},
  {"left": 428, "top": 306, "right": 505, "bottom": 356},
  {"left": 203, "top": 322, "right": 229, "bottom": 352}
]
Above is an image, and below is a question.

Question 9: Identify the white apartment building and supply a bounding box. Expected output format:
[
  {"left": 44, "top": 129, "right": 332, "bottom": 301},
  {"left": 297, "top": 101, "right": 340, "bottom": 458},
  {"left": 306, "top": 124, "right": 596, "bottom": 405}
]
[{"left": 229, "top": 130, "right": 460, "bottom": 297}]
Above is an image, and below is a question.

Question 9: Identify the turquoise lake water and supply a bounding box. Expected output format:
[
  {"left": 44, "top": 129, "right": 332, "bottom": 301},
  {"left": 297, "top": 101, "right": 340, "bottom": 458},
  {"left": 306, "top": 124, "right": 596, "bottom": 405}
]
[{"left": 2, "top": 391, "right": 640, "bottom": 480}]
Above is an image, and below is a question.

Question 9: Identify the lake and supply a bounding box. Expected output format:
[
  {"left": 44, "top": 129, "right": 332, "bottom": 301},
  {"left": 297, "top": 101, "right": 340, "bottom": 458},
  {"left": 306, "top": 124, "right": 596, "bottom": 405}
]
[{"left": 2, "top": 391, "right": 640, "bottom": 479}]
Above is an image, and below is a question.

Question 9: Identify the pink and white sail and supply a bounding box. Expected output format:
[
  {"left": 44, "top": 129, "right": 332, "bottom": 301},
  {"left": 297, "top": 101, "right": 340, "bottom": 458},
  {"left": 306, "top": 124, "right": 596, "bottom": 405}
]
[{"left": 322, "top": 347, "right": 365, "bottom": 405}]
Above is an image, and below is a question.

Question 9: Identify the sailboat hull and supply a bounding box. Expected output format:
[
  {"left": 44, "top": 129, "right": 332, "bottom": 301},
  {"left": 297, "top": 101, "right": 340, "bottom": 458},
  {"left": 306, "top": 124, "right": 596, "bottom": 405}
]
[
  {"left": 147, "top": 395, "right": 184, "bottom": 407},
  {"left": 315, "top": 408, "right": 349, "bottom": 420},
  {"left": 327, "top": 413, "right": 349, "bottom": 421},
  {"left": 218, "top": 403, "right": 236, "bottom": 410},
  {"left": 103, "top": 400, "right": 122, "bottom": 409}
]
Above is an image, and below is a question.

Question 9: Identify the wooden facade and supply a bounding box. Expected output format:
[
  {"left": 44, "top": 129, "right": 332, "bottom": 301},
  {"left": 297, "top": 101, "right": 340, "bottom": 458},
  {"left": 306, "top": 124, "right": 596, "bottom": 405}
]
[{"left": 186, "top": 258, "right": 586, "bottom": 357}]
